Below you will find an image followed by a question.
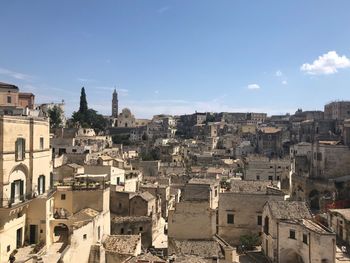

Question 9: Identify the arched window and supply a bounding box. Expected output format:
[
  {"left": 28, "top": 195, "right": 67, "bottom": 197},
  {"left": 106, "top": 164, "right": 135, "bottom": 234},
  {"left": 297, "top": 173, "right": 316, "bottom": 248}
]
[{"left": 38, "top": 175, "right": 45, "bottom": 195}]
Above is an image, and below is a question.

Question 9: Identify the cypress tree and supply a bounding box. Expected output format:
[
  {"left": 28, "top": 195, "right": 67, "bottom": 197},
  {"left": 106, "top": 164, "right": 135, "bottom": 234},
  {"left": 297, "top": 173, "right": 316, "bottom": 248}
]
[{"left": 79, "top": 87, "right": 88, "bottom": 113}]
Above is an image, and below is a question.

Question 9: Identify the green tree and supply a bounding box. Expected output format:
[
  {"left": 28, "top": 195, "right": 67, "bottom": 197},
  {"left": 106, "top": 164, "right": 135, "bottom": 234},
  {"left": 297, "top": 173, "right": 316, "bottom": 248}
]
[
  {"left": 48, "top": 105, "right": 63, "bottom": 129},
  {"left": 79, "top": 87, "right": 88, "bottom": 113},
  {"left": 239, "top": 234, "right": 261, "bottom": 251},
  {"left": 71, "top": 87, "right": 108, "bottom": 132}
]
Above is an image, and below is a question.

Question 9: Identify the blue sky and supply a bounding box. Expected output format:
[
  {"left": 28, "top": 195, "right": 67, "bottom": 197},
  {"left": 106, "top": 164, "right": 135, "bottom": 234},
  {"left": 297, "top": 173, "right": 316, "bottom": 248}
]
[{"left": 1, "top": 0, "right": 350, "bottom": 118}]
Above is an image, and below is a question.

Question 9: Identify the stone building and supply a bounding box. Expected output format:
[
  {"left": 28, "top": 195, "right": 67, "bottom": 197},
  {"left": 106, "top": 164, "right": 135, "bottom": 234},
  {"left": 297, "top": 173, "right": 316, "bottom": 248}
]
[
  {"left": 103, "top": 235, "right": 141, "bottom": 263},
  {"left": 244, "top": 156, "right": 290, "bottom": 189},
  {"left": 140, "top": 182, "right": 170, "bottom": 218},
  {"left": 290, "top": 141, "right": 350, "bottom": 210},
  {"left": 246, "top": 112, "right": 267, "bottom": 123},
  {"left": 262, "top": 201, "right": 335, "bottom": 263},
  {"left": 328, "top": 209, "right": 350, "bottom": 247},
  {"left": 0, "top": 115, "right": 53, "bottom": 262},
  {"left": 0, "top": 82, "right": 35, "bottom": 115},
  {"left": 218, "top": 181, "right": 285, "bottom": 246},
  {"left": 110, "top": 216, "right": 152, "bottom": 248},
  {"left": 49, "top": 184, "right": 110, "bottom": 262},
  {"left": 110, "top": 191, "right": 162, "bottom": 248},
  {"left": 324, "top": 101, "right": 350, "bottom": 120},
  {"left": 168, "top": 179, "right": 219, "bottom": 240},
  {"left": 118, "top": 108, "right": 136, "bottom": 128},
  {"left": 257, "top": 127, "right": 283, "bottom": 157}
]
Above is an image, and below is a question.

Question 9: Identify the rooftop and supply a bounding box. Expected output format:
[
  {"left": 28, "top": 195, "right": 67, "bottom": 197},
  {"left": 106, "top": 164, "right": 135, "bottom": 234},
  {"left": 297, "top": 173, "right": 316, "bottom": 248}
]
[
  {"left": 70, "top": 208, "right": 100, "bottom": 229},
  {"left": 258, "top": 127, "right": 282, "bottom": 134},
  {"left": 188, "top": 178, "right": 218, "bottom": 186},
  {"left": 267, "top": 201, "right": 312, "bottom": 220},
  {"left": 230, "top": 180, "right": 280, "bottom": 194},
  {"left": 111, "top": 216, "right": 151, "bottom": 223},
  {"left": 0, "top": 81, "right": 18, "bottom": 90},
  {"left": 103, "top": 235, "right": 141, "bottom": 254},
  {"left": 329, "top": 208, "right": 350, "bottom": 221},
  {"left": 168, "top": 239, "right": 222, "bottom": 259}
]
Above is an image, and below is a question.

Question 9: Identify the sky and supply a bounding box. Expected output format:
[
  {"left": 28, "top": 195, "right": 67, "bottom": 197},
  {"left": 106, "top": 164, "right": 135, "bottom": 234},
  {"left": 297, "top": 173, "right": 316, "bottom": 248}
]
[{"left": 0, "top": 0, "right": 350, "bottom": 118}]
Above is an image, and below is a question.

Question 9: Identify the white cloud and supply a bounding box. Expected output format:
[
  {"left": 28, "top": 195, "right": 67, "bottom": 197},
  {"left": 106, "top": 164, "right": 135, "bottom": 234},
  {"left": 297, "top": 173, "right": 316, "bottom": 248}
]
[
  {"left": 77, "top": 77, "right": 95, "bottom": 83},
  {"left": 94, "top": 86, "right": 129, "bottom": 96},
  {"left": 300, "top": 51, "right": 350, "bottom": 75},
  {"left": 157, "top": 6, "right": 170, "bottom": 14},
  {"left": 247, "top": 84, "right": 260, "bottom": 90},
  {"left": 275, "top": 70, "right": 283, "bottom": 77},
  {"left": 0, "top": 67, "right": 33, "bottom": 81},
  {"left": 282, "top": 80, "right": 288, "bottom": 85}
]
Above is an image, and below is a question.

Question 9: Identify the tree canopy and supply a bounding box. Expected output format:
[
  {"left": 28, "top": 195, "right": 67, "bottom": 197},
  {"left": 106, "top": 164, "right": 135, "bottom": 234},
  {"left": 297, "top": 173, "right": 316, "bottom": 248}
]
[
  {"left": 71, "top": 87, "right": 108, "bottom": 132},
  {"left": 47, "top": 105, "right": 63, "bottom": 129}
]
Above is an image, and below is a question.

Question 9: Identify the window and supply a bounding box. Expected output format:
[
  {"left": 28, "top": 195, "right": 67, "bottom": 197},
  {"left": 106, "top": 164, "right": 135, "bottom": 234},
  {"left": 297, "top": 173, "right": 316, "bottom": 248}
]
[
  {"left": 303, "top": 233, "right": 308, "bottom": 244},
  {"left": 7, "top": 96, "right": 11, "bottom": 103},
  {"left": 289, "top": 229, "right": 296, "bottom": 239},
  {"left": 98, "top": 226, "right": 101, "bottom": 240},
  {"left": 256, "top": 175, "right": 260, "bottom": 180},
  {"left": 7, "top": 245, "right": 10, "bottom": 252},
  {"left": 276, "top": 176, "right": 280, "bottom": 181},
  {"left": 40, "top": 137, "right": 44, "bottom": 150},
  {"left": 11, "top": 179, "right": 24, "bottom": 204},
  {"left": 15, "top": 138, "right": 25, "bottom": 161},
  {"left": 118, "top": 203, "right": 122, "bottom": 209},
  {"left": 268, "top": 176, "right": 273, "bottom": 181},
  {"left": 38, "top": 175, "right": 45, "bottom": 195},
  {"left": 139, "top": 227, "right": 143, "bottom": 232},
  {"left": 214, "top": 188, "right": 218, "bottom": 197},
  {"left": 257, "top": 215, "right": 262, "bottom": 226},
  {"left": 264, "top": 216, "right": 269, "bottom": 235},
  {"left": 120, "top": 228, "right": 124, "bottom": 234},
  {"left": 227, "top": 214, "right": 234, "bottom": 224},
  {"left": 83, "top": 234, "right": 87, "bottom": 240},
  {"left": 61, "top": 194, "right": 66, "bottom": 200},
  {"left": 72, "top": 149, "right": 77, "bottom": 153}
]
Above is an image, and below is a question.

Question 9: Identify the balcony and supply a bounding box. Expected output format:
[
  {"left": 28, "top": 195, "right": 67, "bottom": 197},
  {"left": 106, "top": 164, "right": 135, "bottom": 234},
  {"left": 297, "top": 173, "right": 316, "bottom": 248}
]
[
  {"left": 0, "top": 188, "right": 56, "bottom": 209},
  {"left": 53, "top": 208, "right": 71, "bottom": 219},
  {"left": 0, "top": 193, "right": 34, "bottom": 209}
]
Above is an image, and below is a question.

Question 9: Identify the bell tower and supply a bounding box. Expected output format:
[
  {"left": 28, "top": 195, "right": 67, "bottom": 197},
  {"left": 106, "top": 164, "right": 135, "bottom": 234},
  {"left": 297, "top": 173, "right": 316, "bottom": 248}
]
[{"left": 112, "top": 88, "right": 118, "bottom": 117}]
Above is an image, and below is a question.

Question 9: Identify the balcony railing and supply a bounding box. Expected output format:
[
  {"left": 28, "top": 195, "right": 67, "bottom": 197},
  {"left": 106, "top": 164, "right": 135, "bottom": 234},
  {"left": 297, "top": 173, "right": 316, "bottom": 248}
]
[
  {"left": 0, "top": 193, "right": 34, "bottom": 208},
  {"left": 53, "top": 208, "right": 71, "bottom": 219},
  {"left": 0, "top": 188, "right": 56, "bottom": 208}
]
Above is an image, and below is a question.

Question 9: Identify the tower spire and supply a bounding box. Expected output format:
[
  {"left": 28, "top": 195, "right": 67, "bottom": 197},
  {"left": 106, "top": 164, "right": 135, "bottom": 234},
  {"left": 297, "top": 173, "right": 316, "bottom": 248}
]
[{"left": 112, "top": 85, "right": 119, "bottom": 117}]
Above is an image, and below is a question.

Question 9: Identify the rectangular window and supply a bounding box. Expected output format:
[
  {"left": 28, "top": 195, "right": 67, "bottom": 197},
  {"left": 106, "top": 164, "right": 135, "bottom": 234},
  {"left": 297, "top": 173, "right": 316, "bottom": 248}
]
[
  {"left": 15, "top": 138, "right": 25, "bottom": 161},
  {"left": 227, "top": 214, "right": 234, "bottom": 224},
  {"left": 303, "top": 234, "right": 308, "bottom": 244},
  {"left": 11, "top": 180, "right": 24, "bottom": 203},
  {"left": 40, "top": 137, "right": 44, "bottom": 150},
  {"left": 61, "top": 194, "right": 66, "bottom": 200},
  {"left": 268, "top": 176, "right": 273, "bottom": 181},
  {"left": 139, "top": 227, "right": 143, "bottom": 232},
  {"left": 257, "top": 215, "right": 262, "bottom": 226},
  {"left": 7, "top": 96, "right": 11, "bottom": 103},
  {"left": 289, "top": 229, "right": 296, "bottom": 239},
  {"left": 256, "top": 175, "right": 260, "bottom": 180},
  {"left": 83, "top": 234, "right": 87, "bottom": 240}
]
